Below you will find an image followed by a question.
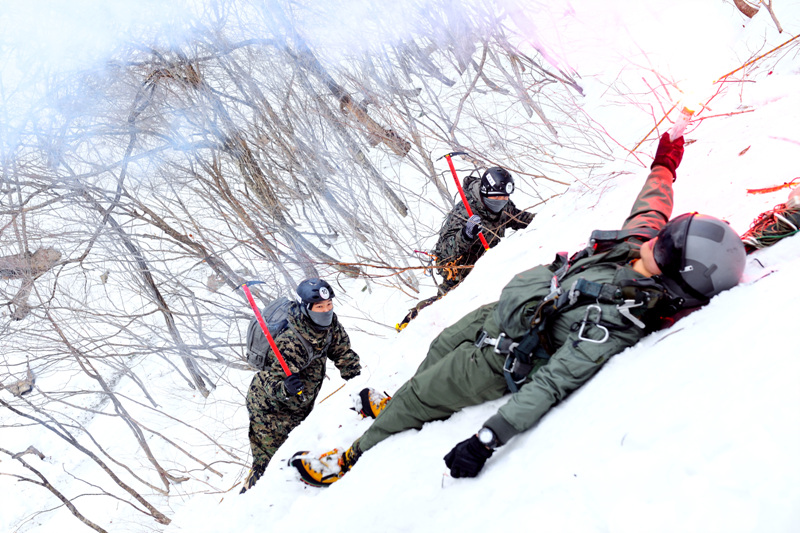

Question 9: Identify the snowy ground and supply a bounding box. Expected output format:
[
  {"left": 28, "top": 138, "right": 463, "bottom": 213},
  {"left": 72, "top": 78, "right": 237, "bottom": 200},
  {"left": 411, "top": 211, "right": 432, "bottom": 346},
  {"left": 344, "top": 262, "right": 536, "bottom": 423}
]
[
  {"left": 3, "top": 1, "right": 800, "bottom": 532},
  {"left": 168, "top": 4, "right": 800, "bottom": 532}
]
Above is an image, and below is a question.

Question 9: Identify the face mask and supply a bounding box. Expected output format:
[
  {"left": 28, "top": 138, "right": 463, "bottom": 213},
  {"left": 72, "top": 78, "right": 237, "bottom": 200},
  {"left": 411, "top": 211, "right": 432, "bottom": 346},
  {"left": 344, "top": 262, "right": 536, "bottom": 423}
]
[
  {"left": 483, "top": 197, "right": 508, "bottom": 213},
  {"left": 308, "top": 308, "right": 333, "bottom": 328}
]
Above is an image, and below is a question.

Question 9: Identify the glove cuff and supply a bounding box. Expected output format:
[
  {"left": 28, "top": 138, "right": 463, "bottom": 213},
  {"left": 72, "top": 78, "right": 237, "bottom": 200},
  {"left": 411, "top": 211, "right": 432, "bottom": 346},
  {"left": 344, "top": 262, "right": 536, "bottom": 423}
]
[
  {"left": 651, "top": 162, "right": 677, "bottom": 182},
  {"left": 275, "top": 382, "right": 289, "bottom": 401}
]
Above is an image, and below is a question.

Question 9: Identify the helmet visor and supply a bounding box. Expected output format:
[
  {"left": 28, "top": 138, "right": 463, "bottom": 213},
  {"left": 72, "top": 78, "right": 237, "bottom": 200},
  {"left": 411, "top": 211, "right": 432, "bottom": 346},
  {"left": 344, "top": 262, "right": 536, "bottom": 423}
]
[
  {"left": 653, "top": 213, "right": 714, "bottom": 303},
  {"left": 653, "top": 213, "right": 694, "bottom": 278}
]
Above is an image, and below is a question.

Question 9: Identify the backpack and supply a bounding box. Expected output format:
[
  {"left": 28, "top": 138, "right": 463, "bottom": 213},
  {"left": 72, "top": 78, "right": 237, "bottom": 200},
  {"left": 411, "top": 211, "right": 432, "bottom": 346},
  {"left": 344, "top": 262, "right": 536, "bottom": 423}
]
[
  {"left": 245, "top": 297, "right": 293, "bottom": 370},
  {"left": 245, "top": 297, "right": 334, "bottom": 371}
]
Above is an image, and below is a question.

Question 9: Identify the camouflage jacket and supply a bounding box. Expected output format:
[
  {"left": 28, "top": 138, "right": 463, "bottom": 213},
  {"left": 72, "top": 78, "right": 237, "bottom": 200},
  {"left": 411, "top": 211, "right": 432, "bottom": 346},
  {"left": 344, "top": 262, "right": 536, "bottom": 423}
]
[
  {"left": 262, "top": 303, "right": 361, "bottom": 410},
  {"left": 433, "top": 175, "right": 534, "bottom": 286}
]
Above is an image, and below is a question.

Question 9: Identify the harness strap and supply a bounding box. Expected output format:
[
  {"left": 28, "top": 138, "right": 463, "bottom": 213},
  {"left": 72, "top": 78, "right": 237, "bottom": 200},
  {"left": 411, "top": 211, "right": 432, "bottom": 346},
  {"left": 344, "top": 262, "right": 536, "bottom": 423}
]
[
  {"left": 289, "top": 324, "right": 334, "bottom": 372},
  {"left": 475, "top": 328, "right": 549, "bottom": 393},
  {"left": 555, "top": 277, "right": 656, "bottom": 330},
  {"left": 560, "top": 278, "right": 623, "bottom": 308}
]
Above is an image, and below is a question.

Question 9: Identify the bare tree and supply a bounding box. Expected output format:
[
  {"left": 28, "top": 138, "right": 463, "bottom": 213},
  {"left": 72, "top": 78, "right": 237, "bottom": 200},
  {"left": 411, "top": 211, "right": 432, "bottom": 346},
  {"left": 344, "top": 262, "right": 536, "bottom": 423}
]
[{"left": 0, "top": 0, "right": 616, "bottom": 529}]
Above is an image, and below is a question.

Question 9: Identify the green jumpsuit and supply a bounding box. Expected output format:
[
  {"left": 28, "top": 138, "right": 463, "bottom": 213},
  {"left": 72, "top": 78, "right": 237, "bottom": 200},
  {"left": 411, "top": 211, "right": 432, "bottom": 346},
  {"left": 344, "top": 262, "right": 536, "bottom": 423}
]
[{"left": 358, "top": 165, "right": 674, "bottom": 452}]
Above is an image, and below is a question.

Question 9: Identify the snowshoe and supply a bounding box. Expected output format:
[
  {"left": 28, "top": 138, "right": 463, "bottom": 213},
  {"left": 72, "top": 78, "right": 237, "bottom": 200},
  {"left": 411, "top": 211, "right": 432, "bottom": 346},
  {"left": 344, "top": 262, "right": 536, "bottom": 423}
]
[{"left": 353, "top": 387, "right": 391, "bottom": 419}]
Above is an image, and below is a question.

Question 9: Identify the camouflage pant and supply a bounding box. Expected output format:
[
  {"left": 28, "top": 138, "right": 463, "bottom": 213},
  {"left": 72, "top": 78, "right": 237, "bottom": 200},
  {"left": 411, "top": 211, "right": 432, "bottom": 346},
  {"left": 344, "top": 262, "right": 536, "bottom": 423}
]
[{"left": 246, "top": 372, "right": 313, "bottom": 469}]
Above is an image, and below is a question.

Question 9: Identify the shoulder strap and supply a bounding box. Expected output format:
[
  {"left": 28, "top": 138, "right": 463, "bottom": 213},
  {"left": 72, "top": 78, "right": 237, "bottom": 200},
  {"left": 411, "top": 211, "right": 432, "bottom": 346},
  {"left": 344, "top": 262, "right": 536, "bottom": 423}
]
[{"left": 288, "top": 323, "right": 334, "bottom": 371}]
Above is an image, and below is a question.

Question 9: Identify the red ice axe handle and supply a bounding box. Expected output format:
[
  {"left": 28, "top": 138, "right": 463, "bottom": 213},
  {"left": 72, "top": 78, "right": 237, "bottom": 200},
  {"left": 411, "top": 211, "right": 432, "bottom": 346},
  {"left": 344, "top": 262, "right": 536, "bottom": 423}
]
[
  {"left": 239, "top": 282, "right": 302, "bottom": 396},
  {"left": 443, "top": 153, "right": 490, "bottom": 251}
]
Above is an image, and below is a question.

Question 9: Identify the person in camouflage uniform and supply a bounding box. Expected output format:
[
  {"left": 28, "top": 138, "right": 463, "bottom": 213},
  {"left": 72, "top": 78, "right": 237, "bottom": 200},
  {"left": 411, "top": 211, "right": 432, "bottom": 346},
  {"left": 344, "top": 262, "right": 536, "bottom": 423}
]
[
  {"left": 396, "top": 167, "right": 534, "bottom": 331},
  {"left": 434, "top": 167, "right": 534, "bottom": 295},
  {"left": 292, "top": 133, "right": 746, "bottom": 485},
  {"left": 241, "top": 279, "right": 361, "bottom": 493}
]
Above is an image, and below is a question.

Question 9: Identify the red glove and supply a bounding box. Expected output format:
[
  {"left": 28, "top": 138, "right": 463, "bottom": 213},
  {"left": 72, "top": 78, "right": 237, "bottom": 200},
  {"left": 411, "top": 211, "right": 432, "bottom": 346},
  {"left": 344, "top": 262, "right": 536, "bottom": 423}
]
[{"left": 651, "top": 132, "right": 684, "bottom": 181}]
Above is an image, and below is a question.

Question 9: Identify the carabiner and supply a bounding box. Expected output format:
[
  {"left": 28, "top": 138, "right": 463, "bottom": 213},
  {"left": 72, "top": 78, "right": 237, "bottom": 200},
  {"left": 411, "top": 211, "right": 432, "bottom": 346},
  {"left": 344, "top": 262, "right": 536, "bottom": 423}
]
[{"left": 577, "top": 304, "right": 609, "bottom": 344}]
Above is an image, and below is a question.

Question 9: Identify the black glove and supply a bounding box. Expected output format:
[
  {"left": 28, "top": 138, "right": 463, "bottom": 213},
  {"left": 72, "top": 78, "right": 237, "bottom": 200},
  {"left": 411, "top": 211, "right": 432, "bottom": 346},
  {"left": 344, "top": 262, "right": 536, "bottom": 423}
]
[
  {"left": 651, "top": 132, "right": 685, "bottom": 181},
  {"left": 283, "top": 374, "right": 303, "bottom": 396},
  {"left": 461, "top": 214, "right": 483, "bottom": 240},
  {"left": 443, "top": 435, "right": 493, "bottom": 478}
]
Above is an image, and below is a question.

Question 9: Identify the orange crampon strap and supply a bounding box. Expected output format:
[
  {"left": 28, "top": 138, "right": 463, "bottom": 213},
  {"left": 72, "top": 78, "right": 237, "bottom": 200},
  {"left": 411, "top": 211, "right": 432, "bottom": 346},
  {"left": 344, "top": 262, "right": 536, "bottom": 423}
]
[
  {"left": 746, "top": 178, "right": 800, "bottom": 195},
  {"left": 441, "top": 258, "right": 461, "bottom": 281},
  {"left": 416, "top": 251, "right": 437, "bottom": 276}
]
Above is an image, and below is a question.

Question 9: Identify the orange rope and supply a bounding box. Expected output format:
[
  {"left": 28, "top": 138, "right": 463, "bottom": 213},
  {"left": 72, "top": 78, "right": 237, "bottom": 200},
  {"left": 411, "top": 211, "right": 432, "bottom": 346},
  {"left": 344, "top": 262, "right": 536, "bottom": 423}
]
[
  {"left": 746, "top": 178, "right": 800, "bottom": 195},
  {"left": 716, "top": 33, "right": 800, "bottom": 82}
]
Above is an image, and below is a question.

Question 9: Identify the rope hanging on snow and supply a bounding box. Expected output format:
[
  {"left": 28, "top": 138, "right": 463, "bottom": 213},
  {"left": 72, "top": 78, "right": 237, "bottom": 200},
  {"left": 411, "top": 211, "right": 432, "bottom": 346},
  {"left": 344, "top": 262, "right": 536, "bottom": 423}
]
[{"left": 741, "top": 202, "right": 800, "bottom": 253}]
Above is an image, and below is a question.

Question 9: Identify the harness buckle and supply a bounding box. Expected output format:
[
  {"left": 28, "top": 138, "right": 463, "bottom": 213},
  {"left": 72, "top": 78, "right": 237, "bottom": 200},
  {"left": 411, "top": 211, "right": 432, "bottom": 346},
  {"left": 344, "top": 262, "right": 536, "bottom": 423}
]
[
  {"left": 577, "top": 304, "right": 609, "bottom": 344},
  {"left": 503, "top": 353, "right": 529, "bottom": 387},
  {"left": 545, "top": 275, "right": 562, "bottom": 302},
  {"left": 493, "top": 333, "right": 518, "bottom": 355},
  {"left": 474, "top": 330, "right": 494, "bottom": 349},
  {"left": 617, "top": 299, "right": 646, "bottom": 329},
  {"left": 474, "top": 331, "right": 518, "bottom": 354}
]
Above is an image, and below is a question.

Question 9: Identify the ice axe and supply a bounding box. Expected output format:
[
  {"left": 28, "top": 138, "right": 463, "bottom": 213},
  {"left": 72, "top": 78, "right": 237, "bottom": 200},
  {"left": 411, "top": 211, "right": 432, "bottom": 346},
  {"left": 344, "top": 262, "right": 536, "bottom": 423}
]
[
  {"left": 437, "top": 151, "right": 490, "bottom": 251},
  {"left": 237, "top": 281, "right": 303, "bottom": 397}
]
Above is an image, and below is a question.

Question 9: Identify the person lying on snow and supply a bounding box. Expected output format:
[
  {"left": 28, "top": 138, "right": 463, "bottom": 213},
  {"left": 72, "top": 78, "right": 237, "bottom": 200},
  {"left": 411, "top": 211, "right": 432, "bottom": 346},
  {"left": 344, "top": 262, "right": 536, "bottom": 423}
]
[{"left": 291, "top": 132, "right": 746, "bottom": 485}]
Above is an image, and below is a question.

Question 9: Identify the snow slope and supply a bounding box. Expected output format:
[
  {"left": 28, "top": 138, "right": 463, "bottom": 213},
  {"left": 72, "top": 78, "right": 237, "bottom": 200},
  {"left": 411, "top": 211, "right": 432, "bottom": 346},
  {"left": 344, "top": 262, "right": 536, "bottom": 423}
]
[
  {"left": 165, "top": 5, "right": 800, "bottom": 533},
  {"left": 3, "top": 1, "right": 800, "bottom": 532}
]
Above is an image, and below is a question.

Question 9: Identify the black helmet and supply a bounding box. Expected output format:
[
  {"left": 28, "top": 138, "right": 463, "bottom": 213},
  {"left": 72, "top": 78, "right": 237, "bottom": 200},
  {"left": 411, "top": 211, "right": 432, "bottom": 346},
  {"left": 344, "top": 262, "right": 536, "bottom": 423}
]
[
  {"left": 296, "top": 278, "right": 334, "bottom": 306},
  {"left": 653, "top": 213, "right": 746, "bottom": 305},
  {"left": 479, "top": 167, "right": 515, "bottom": 197}
]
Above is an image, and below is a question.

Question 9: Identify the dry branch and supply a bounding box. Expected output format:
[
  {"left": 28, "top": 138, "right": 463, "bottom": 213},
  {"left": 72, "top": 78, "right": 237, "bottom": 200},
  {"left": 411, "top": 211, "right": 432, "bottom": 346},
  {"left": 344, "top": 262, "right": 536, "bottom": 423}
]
[
  {"left": 1, "top": 447, "right": 109, "bottom": 533},
  {"left": 0, "top": 401, "right": 170, "bottom": 525}
]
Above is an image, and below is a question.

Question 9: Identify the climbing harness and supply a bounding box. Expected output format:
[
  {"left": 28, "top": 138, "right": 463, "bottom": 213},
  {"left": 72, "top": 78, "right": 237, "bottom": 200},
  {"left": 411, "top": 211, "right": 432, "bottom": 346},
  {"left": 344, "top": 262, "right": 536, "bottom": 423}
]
[{"left": 473, "top": 231, "right": 676, "bottom": 393}]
